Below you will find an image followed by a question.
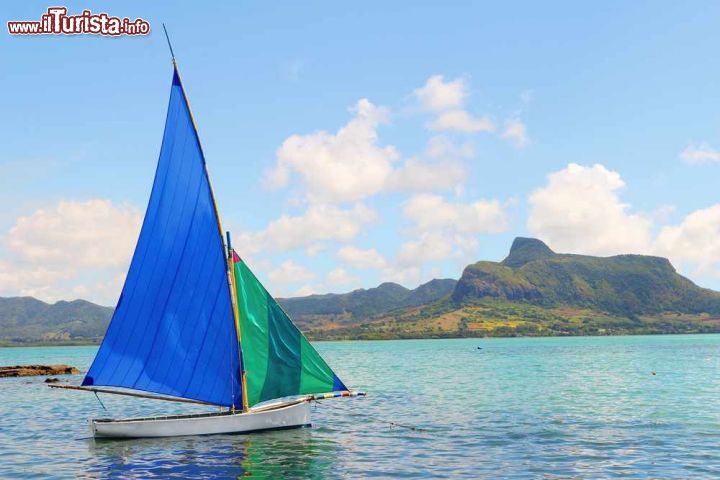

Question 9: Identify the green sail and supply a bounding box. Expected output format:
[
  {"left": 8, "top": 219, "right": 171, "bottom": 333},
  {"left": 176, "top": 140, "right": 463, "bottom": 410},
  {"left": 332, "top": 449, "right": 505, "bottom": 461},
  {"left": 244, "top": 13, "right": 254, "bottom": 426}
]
[{"left": 231, "top": 251, "right": 347, "bottom": 407}]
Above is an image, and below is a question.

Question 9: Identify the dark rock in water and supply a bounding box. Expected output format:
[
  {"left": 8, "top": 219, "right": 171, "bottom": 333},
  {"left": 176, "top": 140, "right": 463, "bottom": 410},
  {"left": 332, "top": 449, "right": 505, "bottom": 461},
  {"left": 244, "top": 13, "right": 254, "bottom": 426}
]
[
  {"left": 44, "top": 377, "right": 60, "bottom": 383},
  {"left": 0, "top": 365, "right": 80, "bottom": 378}
]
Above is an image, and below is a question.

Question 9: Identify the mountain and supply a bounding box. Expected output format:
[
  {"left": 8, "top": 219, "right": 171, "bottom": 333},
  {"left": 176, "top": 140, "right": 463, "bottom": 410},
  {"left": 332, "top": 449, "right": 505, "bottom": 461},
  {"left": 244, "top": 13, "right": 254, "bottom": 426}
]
[
  {"left": 0, "top": 297, "right": 113, "bottom": 345},
  {"left": 278, "top": 278, "right": 457, "bottom": 329},
  {"left": 4, "top": 238, "right": 720, "bottom": 344},
  {"left": 0, "top": 278, "right": 457, "bottom": 345},
  {"left": 306, "top": 238, "right": 720, "bottom": 340},
  {"left": 453, "top": 237, "right": 720, "bottom": 316}
]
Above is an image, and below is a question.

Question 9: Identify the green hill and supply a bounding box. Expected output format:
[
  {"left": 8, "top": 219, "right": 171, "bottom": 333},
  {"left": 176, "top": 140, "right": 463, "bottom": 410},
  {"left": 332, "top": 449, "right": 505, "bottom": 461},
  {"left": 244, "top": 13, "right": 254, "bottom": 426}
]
[
  {"left": 453, "top": 237, "right": 720, "bottom": 316},
  {"left": 307, "top": 238, "right": 720, "bottom": 340},
  {"left": 4, "top": 238, "right": 720, "bottom": 343},
  {"left": 278, "top": 278, "right": 458, "bottom": 330},
  {"left": 0, "top": 297, "right": 113, "bottom": 345},
  {"left": 0, "top": 279, "right": 457, "bottom": 345}
]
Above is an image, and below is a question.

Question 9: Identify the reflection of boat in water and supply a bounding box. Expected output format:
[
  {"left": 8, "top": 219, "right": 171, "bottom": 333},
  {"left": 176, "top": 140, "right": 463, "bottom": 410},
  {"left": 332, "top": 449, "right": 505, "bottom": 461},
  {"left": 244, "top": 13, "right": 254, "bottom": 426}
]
[
  {"left": 240, "top": 427, "right": 342, "bottom": 478},
  {"left": 51, "top": 30, "right": 364, "bottom": 438}
]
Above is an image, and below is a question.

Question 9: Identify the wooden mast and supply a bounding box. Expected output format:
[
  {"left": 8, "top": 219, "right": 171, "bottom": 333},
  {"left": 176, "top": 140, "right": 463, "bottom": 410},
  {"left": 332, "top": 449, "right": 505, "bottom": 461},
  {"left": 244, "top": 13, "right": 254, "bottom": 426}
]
[{"left": 227, "top": 233, "right": 250, "bottom": 412}]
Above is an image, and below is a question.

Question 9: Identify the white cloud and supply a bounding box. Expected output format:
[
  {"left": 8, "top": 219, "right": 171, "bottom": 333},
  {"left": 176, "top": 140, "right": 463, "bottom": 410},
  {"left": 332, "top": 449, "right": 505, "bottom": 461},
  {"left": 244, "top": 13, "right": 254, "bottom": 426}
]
[
  {"left": 0, "top": 199, "right": 142, "bottom": 304},
  {"left": 294, "top": 285, "right": 316, "bottom": 297},
  {"left": 381, "top": 265, "right": 422, "bottom": 286},
  {"left": 652, "top": 205, "right": 676, "bottom": 224},
  {"left": 334, "top": 197, "right": 498, "bottom": 282},
  {"left": 283, "top": 267, "right": 360, "bottom": 297},
  {"left": 265, "top": 163, "right": 290, "bottom": 189},
  {"left": 385, "top": 158, "right": 466, "bottom": 193},
  {"left": 528, "top": 163, "right": 652, "bottom": 256},
  {"left": 414, "top": 75, "right": 497, "bottom": 135},
  {"left": 268, "top": 97, "right": 474, "bottom": 203},
  {"left": 326, "top": 267, "right": 358, "bottom": 286},
  {"left": 67, "top": 271, "right": 126, "bottom": 306},
  {"left": 428, "top": 110, "right": 496, "bottom": 133},
  {"left": 0, "top": 260, "right": 73, "bottom": 299},
  {"left": 655, "top": 205, "right": 720, "bottom": 276},
  {"left": 502, "top": 119, "right": 529, "bottom": 148},
  {"left": 236, "top": 203, "right": 377, "bottom": 254},
  {"left": 244, "top": 257, "right": 273, "bottom": 274},
  {"left": 268, "top": 260, "right": 316, "bottom": 284},
  {"left": 6, "top": 199, "right": 141, "bottom": 268},
  {"left": 525, "top": 163, "right": 720, "bottom": 282},
  {"left": 414, "top": 75, "right": 467, "bottom": 112},
  {"left": 402, "top": 194, "right": 508, "bottom": 234},
  {"left": 680, "top": 144, "right": 720, "bottom": 164},
  {"left": 395, "top": 231, "right": 480, "bottom": 269},
  {"left": 426, "top": 136, "right": 475, "bottom": 159},
  {"left": 384, "top": 194, "right": 508, "bottom": 275},
  {"left": 305, "top": 244, "right": 325, "bottom": 257},
  {"left": 337, "top": 246, "right": 387, "bottom": 269},
  {"left": 268, "top": 99, "right": 398, "bottom": 203},
  {"left": 396, "top": 232, "right": 455, "bottom": 267}
]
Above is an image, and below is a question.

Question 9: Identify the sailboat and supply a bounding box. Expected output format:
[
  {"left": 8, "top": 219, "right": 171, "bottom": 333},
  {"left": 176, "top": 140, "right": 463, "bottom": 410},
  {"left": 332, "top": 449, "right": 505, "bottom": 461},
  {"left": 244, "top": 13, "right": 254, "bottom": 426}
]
[{"left": 50, "top": 48, "right": 364, "bottom": 438}]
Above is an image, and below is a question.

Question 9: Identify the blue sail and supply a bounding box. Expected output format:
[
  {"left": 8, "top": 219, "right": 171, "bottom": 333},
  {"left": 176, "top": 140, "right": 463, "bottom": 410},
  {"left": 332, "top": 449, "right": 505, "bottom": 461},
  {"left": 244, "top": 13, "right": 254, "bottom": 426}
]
[{"left": 83, "top": 68, "right": 243, "bottom": 408}]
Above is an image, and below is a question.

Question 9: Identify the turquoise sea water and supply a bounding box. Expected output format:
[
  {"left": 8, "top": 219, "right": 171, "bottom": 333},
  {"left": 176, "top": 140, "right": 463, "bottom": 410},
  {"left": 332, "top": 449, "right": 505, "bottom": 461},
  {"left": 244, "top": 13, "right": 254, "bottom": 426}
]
[{"left": 1, "top": 335, "right": 720, "bottom": 478}]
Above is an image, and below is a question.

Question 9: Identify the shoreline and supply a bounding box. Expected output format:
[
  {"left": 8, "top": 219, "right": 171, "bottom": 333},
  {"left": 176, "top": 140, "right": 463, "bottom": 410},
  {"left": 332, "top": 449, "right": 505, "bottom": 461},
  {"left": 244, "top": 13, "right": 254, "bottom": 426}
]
[
  {"left": 0, "top": 340, "right": 101, "bottom": 348},
  {"left": 3, "top": 330, "right": 720, "bottom": 348}
]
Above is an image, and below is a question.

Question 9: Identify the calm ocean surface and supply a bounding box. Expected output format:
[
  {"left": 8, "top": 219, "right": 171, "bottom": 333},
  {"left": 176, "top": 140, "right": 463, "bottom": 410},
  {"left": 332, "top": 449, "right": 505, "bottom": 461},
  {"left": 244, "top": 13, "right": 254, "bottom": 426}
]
[{"left": 1, "top": 335, "right": 719, "bottom": 479}]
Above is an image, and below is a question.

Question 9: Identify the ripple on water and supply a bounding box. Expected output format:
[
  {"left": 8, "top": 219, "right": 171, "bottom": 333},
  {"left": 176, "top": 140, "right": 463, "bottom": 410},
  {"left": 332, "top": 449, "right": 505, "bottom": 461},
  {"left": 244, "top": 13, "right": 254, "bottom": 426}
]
[{"left": 1, "top": 336, "right": 720, "bottom": 478}]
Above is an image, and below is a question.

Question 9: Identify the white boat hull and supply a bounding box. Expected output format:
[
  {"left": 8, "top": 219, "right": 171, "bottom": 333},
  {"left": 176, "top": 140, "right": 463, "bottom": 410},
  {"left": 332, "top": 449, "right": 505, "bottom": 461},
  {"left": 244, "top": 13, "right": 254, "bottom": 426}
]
[{"left": 90, "top": 399, "right": 311, "bottom": 439}]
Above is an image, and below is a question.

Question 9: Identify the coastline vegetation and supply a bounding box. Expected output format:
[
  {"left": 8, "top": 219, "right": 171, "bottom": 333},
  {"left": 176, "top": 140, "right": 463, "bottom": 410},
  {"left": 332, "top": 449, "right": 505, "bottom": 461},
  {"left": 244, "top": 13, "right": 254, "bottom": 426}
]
[
  {"left": 303, "top": 299, "right": 720, "bottom": 341},
  {"left": 2, "top": 300, "right": 719, "bottom": 346}
]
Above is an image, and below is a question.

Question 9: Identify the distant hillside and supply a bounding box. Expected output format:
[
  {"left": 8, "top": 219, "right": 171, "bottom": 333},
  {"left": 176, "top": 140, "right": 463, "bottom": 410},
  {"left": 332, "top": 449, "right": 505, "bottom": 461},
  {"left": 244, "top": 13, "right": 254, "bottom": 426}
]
[
  {"left": 306, "top": 238, "right": 720, "bottom": 340},
  {"left": 0, "top": 279, "right": 457, "bottom": 345},
  {"left": 453, "top": 237, "right": 720, "bottom": 316},
  {"left": 279, "top": 279, "right": 457, "bottom": 330},
  {"left": 5, "top": 238, "right": 720, "bottom": 344},
  {"left": 0, "top": 297, "right": 113, "bottom": 345}
]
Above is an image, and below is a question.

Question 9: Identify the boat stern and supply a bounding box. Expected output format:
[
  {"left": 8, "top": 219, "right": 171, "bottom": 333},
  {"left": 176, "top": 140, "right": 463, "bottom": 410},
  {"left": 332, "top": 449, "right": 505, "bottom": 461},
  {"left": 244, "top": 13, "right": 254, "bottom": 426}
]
[{"left": 88, "top": 418, "right": 98, "bottom": 437}]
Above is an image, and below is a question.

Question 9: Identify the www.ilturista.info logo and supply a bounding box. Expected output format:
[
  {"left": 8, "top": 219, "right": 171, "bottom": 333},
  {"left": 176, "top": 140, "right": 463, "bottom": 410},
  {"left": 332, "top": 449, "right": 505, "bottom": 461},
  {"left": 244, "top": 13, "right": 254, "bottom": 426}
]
[{"left": 7, "top": 7, "right": 150, "bottom": 36}]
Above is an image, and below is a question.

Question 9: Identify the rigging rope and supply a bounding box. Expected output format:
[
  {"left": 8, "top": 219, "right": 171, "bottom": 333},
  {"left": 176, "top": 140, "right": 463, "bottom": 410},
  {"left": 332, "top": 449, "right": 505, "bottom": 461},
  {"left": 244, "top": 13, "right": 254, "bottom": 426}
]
[
  {"left": 94, "top": 391, "right": 107, "bottom": 411},
  {"left": 310, "top": 393, "right": 430, "bottom": 432}
]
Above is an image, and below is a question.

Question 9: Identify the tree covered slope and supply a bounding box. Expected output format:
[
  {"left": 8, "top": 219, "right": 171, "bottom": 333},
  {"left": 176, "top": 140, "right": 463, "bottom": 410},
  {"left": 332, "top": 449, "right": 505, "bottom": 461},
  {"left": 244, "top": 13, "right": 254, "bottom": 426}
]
[
  {"left": 452, "top": 237, "right": 720, "bottom": 316},
  {"left": 0, "top": 297, "right": 113, "bottom": 344}
]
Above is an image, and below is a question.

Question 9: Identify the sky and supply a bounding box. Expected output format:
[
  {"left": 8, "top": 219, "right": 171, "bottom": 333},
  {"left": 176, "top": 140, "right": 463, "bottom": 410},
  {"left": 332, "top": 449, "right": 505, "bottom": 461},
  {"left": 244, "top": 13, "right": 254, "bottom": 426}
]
[{"left": 2, "top": 1, "right": 720, "bottom": 305}]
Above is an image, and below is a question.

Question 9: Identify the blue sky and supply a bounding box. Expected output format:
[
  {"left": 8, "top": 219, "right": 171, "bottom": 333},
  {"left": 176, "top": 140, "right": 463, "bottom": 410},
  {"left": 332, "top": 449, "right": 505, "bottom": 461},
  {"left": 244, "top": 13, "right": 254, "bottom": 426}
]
[{"left": 2, "top": 1, "right": 720, "bottom": 304}]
